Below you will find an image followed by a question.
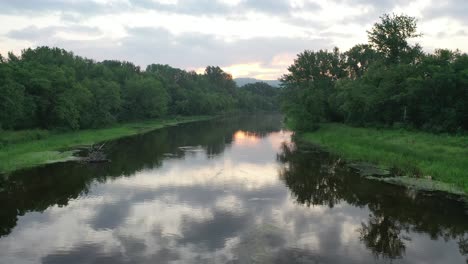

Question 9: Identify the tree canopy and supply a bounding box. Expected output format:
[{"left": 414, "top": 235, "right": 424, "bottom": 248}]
[
  {"left": 281, "top": 13, "right": 468, "bottom": 133},
  {"left": 0, "top": 47, "right": 280, "bottom": 130},
  {"left": 367, "top": 14, "right": 422, "bottom": 64}
]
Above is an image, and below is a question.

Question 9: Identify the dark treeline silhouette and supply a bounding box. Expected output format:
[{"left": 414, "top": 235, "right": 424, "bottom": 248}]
[
  {"left": 0, "top": 47, "right": 279, "bottom": 130},
  {"left": 281, "top": 13, "right": 468, "bottom": 133}
]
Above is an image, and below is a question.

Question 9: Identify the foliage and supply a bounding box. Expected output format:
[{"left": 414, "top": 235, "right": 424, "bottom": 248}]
[
  {"left": 0, "top": 80, "right": 25, "bottom": 129},
  {"left": 367, "top": 14, "right": 422, "bottom": 64},
  {"left": 281, "top": 48, "right": 344, "bottom": 130},
  {"left": 121, "top": 77, "right": 168, "bottom": 120},
  {"left": 281, "top": 13, "right": 468, "bottom": 133},
  {"left": 0, "top": 47, "right": 279, "bottom": 131},
  {"left": 237, "top": 82, "right": 280, "bottom": 112}
]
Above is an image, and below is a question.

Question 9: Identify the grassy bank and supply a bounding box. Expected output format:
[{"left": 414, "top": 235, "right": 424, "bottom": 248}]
[
  {"left": 0, "top": 116, "right": 212, "bottom": 174},
  {"left": 300, "top": 124, "right": 468, "bottom": 194}
]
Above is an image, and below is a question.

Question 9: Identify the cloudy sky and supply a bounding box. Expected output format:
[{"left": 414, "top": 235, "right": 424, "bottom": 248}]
[{"left": 1, "top": 0, "right": 467, "bottom": 79}]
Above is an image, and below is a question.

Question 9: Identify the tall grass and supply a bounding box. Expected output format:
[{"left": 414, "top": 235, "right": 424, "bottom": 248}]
[
  {"left": 301, "top": 124, "right": 468, "bottom": 193},
  {"left": 0, "top": 116, "right": 212, "bottom": 174}
]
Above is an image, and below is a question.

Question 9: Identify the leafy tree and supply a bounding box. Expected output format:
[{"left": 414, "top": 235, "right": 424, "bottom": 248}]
[
  {"left": 205, "top": 66, "right": 237, "bottom": 95},
  {"left": 344, "top": 44, "right": 381, "bottom": 78},
  {"left": 1, "top": 45, "right": 284, "bottom": 131},
  {"left": 0, "top": 81, "right": 25, "bottom": 129},
  {"left": 281, "top": 48, "right": 345, "bottom": 129},
  {"left": 367, "top": 14, "right": 421, "bottom": 64},
  {"left": 102, "top": 60, "right": 140, "bottom": 85},
  {"left": 238, "top": 82, "right": 280, "bottom": 112},
  {"left": 122, "top": 77, "right": 168, "bottom": 120},
  {"left": 280, "top": 13, "right": 467, "bottom": 133},
  {"left": 405, "top": 50, "right": 468, "bottom": 132},
  {"left": 87, "top": 79, "right": 121, "bottom": 127}
]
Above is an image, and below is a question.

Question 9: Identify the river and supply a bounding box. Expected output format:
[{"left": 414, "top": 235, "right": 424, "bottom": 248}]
[{"left": 0, "top": 115, "right": 467, "bottom": 263}]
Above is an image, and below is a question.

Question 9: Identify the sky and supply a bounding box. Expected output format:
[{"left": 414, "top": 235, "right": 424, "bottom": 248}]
[{"left": 0, "top": 0, "right": 467, "bottom": 80}]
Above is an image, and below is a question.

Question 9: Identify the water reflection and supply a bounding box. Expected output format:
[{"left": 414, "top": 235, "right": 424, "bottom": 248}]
[
  {"left": 359, "top": 213, "right": 408, "bottom": 259},
  {"left": 278, "top": 140, "right": 468, "bottom": 262},
  {"left": 233, "top": 131, "right": 260, "bottom": 146},
  {"left": 0, "top": 115, "right": 467, "bottom": 264}
]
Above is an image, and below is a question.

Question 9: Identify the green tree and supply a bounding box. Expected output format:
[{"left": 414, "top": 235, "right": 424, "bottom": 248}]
[
  {"left": 205, "top": 66, "right": 237, "bottom": 95},
  {"left": 238, "top": 82, "right": 280, "bottom": 112},
  {"left": 0, "top": 81, "right": 25, "bottom": 129},
  {"left": 368, "top": 14, "right": 421, "bottom": 64},
  {"left": 344, "top": 44, "right": 380, "bottom": 78},
  {"left": 281, "top": 48, "right": 345, "bottom": 129},
  {"left": 122, "top": 77, "right": 168, "bottom": 120},
  {"left": 86, "top": 80, "right": 121, "bottom": 127}
]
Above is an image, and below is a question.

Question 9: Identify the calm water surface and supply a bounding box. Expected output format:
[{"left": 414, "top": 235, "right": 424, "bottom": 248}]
[{"left": 0, "top": 115, "right": 467, "bottom": 264}]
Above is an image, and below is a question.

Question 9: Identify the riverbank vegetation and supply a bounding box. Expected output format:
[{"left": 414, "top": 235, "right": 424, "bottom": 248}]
[
  {"left": 301, "top": 124, "right": 468, "bottom": 194},
  {"left": 0, "top": 116, "right": 211, "bottom": 173},
  {"left": 281, "top": 13, "right": 468, "bottom": 193},
  {"left": 0, "top": 46, "right": 280, "bottom": 172}
]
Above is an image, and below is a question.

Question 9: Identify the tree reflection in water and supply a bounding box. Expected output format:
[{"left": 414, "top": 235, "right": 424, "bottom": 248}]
[
  {"left": 1, "top": 116, "right": 467, "bottom": 263},
  {"left": 278, "top": 138, "right": 468, "bottom": 261},
  {"left": 459, "top": 236, "right": 468, "bottom": 264},
  {"left": 0, "top": 115, "right": 283, "bottom": 238},
  {"left": 359, "top": 214, "right": 409, "bottom": 259}
]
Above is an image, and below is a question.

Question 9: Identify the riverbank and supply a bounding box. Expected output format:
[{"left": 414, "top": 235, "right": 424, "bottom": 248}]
[
  {"left": 299, "top": 124, "right": 468, "bottom": 195},
  {"left": 0, "top": 116, "right": 213, "bottom": 174}
]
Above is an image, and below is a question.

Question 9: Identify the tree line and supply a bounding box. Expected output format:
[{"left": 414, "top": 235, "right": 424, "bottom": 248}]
[
  {"left": 281, "top": 14, "right": 468, "bottom": 133},
  {"left": 0, "top": 47, "right": 279, "bottom": 130}
]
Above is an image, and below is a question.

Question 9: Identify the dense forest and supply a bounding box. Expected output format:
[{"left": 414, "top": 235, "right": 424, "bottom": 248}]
[
  {"left": 281, "top": 14, "right": 468, "bottom": 133},
  {"left": 0, "top": 48, "right": 279, "bottom": 130},
  {"left": 2, "top": 14, "right": 467, "bottom": 134}
]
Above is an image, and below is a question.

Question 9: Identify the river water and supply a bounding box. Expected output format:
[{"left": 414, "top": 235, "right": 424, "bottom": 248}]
[{"left": 0, "top": 115, "right": 467, "bottom": 264}]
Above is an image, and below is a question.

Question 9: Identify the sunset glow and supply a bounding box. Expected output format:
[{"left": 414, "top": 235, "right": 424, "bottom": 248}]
[
  {"left": 233, "top": 130, "right": 260, "bottom": 146},
  {"left": 222, "top": 63, "right": 280, "bottom": 79}
]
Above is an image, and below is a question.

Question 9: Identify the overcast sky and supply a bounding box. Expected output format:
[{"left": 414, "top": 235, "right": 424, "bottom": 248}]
[{"left": 1, "top": 0, "right": 467, "bottom": 79}]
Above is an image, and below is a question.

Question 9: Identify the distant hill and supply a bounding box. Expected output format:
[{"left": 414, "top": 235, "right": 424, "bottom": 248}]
[{"left": 234, "top": 78, "right": 281, "bottom": 87}]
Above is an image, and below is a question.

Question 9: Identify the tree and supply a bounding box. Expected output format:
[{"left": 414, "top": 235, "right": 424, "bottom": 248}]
[
  {"left": 87, "top": 80, "right": 121, "bottom": 127},
  {"left": 1, "top": 46, "right": 283, "bottom": 131},
  {"left": 367, "top": 14, "right": 421, "bottom": 64},
  {"left": 238, "top": 82, "right": 280, "bottom": 112},
  {"left": 51, "top": 84, "right": 93, "bottom": 130},
  {"left": 280, "top": 14, "right": 467, "bottom": 133},
  {"left": 122, "top": 77, "right": 168, "bottom": 120},
  {"left": 204, "top": 66, "right": 236, "bottom": 94},
  {"left": 344, "top": 44, "right": 381, "bottom": 78},
  {"left": 0, "top": 81, "right": 25, "bottom": 129},
  {"left": 281, "top": 48, "right": 345, "bottom": 129}
]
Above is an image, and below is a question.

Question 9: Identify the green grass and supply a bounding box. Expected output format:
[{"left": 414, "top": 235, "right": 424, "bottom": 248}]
[
  {"left": 0, "top": 116, "right": 212, "bottom": 174},
  {"left": 300, "top": 124, "right": 468, "bottom": 194}
]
